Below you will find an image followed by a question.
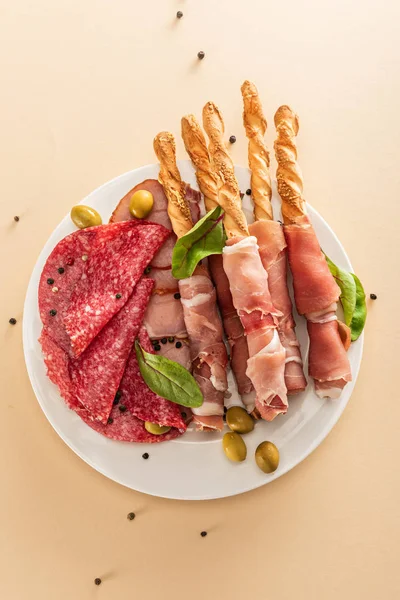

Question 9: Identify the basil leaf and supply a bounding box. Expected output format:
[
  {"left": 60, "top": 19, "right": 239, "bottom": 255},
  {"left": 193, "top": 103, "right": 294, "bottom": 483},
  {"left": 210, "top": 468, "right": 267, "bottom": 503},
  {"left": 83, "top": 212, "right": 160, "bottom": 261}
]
[
  {"left": 325, "top": 255, "right": 356, "bottom": 326},
  {"left": 172, "top": 206, "right": 224, "bottom": 279},
  {"left": 349, "top": 274, "right": 367, "bottom": 341},
  {"left": 135, "top": 341, "right": 203, "bottom": 408}
]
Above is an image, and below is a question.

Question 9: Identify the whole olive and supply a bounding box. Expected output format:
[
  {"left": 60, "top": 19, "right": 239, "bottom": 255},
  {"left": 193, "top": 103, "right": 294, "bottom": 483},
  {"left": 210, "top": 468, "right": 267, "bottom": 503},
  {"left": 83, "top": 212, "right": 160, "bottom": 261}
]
[
  {"left": 70, "top": 205, "right": 102, "bottom": 229},
  {"left": 144, "top": 422, "right": 171, "bottom": 435},
  {"left": 255, "top": 441, "right": 279, "bottom": 473},
  {"left": 226, "top": 406, "right": 254, "bottom": 434},
  {"left": 129, "top": 190, "right": 154, "bottom": 219},
  {"left": 222, "top": 432, "right": 247, "bottom": 463}
]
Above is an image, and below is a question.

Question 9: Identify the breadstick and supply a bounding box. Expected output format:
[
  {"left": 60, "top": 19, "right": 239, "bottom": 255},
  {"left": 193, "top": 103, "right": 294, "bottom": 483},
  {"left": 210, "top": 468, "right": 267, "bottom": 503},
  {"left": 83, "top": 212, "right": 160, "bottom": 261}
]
[
  {"left": 153, "top": 131, "right": 193, "bottom": 238},
  {"left": 273, "top": 106, "right": 307, "bottom": 224},
  {"left": 241, "top": 80, "right": 273, "bottom": 221},
  {"left": 181, "top": 114, "right": 220, "bottom": 213},
  {"left": 202, "top": 102, "right": 249, "bottom": 238}
]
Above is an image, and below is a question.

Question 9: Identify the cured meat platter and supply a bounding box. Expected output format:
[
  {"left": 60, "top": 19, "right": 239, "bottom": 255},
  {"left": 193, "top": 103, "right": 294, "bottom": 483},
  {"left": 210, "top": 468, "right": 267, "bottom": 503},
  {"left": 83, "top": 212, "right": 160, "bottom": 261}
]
[{"left": 23, "top": 162, "right": 363, "bottom": 500}]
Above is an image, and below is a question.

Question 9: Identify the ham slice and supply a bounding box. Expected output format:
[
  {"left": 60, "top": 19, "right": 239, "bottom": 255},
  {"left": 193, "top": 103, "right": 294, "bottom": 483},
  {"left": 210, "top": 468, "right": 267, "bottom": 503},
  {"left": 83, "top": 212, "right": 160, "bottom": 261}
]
[
  {"left": 143, "top": 293, "right": 187, "bottom": 339},
  {"left": 249, "top": 220, "right": 306, "bottom": 394},
  {"left": 223, "top": 236, "right": 287, "bottom": 420},
  {"left": 208, "top": 254, "right": 253, "bottom": 397},
  {"left": 284, "top": 219, "right": 351, "bottom": 397},
  {"left": 179, "top": 265, "right": 228, "bottom": 430}
]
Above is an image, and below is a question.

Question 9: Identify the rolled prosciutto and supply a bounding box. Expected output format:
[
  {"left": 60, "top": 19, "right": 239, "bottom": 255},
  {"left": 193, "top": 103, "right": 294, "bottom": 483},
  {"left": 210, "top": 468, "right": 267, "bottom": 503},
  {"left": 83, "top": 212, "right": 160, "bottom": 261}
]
[
  {"left": 284, "top": 220, "right": 352, "bottom": 397},
  {"left": 249, "top": 220, "right": 306, "bottom": 394},
  {"left": 154, "top": 131, "right": 229, "bottom": 430},
  {"left": 223, "top": 236, "right": 288, "bottom": 420},
  {"left": 179, "top": 265, "right": 228, "bottom": 429}
]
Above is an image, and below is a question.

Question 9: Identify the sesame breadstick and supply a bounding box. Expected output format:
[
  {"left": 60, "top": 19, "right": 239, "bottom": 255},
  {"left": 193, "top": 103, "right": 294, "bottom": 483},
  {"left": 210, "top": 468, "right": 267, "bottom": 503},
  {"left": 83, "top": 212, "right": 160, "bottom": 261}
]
[
  {"left": 241, "top": 80, "right": 273, "bottom": 221},
  {"left": 273, "top": 106, "right": 307, "bottom": 224},
  {"left": 202, "top": 102, "right": 249, "bottom": 238},
  {"left": 153, "top": 131, "right": 193, "bottom": 238}
]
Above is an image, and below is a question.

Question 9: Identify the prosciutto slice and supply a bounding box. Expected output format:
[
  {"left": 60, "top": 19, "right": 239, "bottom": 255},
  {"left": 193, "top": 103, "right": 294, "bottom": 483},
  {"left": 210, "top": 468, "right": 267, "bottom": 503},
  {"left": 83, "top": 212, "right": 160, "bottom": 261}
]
[
  {"left": 223, "top": 236, "right": 287, "bottom": 420},
  {"left": 179, "top": 265, "right": 228, "bottom": 430},
  {"left": 284, "top": 219, "right": 352, "bottom": 397},
  {"left": 208, "top": 254, "right": 253, "bottom": 397},
  {"left": 249, "top": 220, "right": 306, "bottom": 394}
]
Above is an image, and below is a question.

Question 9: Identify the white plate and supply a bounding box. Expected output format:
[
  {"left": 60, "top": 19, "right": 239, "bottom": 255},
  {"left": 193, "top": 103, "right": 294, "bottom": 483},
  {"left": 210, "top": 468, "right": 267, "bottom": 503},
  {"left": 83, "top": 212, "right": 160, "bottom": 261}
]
[{"left": 23, "top": 162, "right": 363, "bottom": 500}]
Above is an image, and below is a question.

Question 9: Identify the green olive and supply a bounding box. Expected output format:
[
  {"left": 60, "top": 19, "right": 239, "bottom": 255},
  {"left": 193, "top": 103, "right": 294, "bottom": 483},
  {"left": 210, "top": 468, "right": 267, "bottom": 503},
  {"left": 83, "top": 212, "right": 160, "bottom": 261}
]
[
  {"left": 144, "top": 422, "right": 171, "bottom": 435},
  {"left": 226, "top": 406, "right": 254, "bottom": 434},
  {"left": 70, "top": 205, "right": 102, "bottom": 229},
  {"left": 222, "top": 432, "right": 247, "bottom": 463},
  {"left": 129, "top": 190, "right": 154, "bottom": 219},
  {"left": 255, "top": 441, "right": 280, "bottom": 473}
]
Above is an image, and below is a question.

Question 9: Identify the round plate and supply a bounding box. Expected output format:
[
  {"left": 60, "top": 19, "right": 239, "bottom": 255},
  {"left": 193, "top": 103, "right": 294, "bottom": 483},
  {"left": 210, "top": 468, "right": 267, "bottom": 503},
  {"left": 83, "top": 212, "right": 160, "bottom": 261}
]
[{"left": 23, "top": 162, "right": 363, "bottom": 500}]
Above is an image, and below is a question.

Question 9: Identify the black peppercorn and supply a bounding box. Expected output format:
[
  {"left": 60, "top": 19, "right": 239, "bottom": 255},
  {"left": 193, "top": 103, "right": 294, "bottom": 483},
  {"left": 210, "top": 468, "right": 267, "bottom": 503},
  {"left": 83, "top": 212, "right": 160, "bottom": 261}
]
[
  {"left": 94, "top": 578, "right": 102, "bottom": 586},
  {"left": 144, "top": 265, "right": 152, "bottom": 274},
  {"left": 127, "top": 512, "right": 136, "bottom": 520},
  {"left": 119, "top": 404, "right": 127, "bottom": 413},
  {"left": 142, "top": 452, "right": 149, "bottom": 459},
  {"left": 49, "top": 309, "right": 57, "bottom": 317},
  {"left": 175, "top": 341, "right": 182, "bottom": 349},
  {"left": 246, "top": 189, "right": 251, "bottom": 195},
  {"left": 152, "top": 339, "right": 159, "bottom": 345},
  {"left": 14, "top": 216, "right": 20, "bottom": 222},
  {"left": 47, "top": 278, "right": 54, "bottom": 285},
  {"left": 177, "top": 10, "right": 183, "bottom": 18},
  {"left": 115, "top": 293, "right": 122, "bottom": 299},
  {"left": 168, "top": 337, "right": 174, "bottom": 343},
  {"left": 197, "top": 51, "right": 205, "bottom": 60},
  {"left": 181, "top": 412, "right": 187, "bottom": 419},
  {"left": 174, "top": 292, "right": 181, "bottom": 300},
  {"left": 370, "top": 293, "right": 377, "bottom": 300},
  {"left": 161, "top": 337, "right": 167, "bottom": 344},
  {"left": 9, "top": 318, "right": 17, "bottom": 325},
  {"left": 200, "top": 531, "right": 207, "bottom": 537},
  {"left": 229, "top": 135, "right": 236, "bottom": 144},
  {"left": 58, "top": 267, "right": 65, "bottom": 274},
  {"left": 107, "top": 417, "right": 113, "bottom": 425},
  {"left": 154, "top": 344, "right": 161, "bottom": 351}
]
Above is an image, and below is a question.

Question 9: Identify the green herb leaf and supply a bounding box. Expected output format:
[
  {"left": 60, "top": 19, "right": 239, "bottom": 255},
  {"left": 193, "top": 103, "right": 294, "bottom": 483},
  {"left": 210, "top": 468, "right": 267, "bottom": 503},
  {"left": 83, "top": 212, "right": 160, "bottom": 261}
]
[
  {"left": 349, "top": 274, "right": 367, "bottom": 341},
  {"left": 325, "top": 255, "right": 357, "bottom": 326},
  {"left": 172, "top": 206, "right": 224, "bottom": 279},
  {"left": 135, "top": 341, "right": 203, "bottom": 408}
]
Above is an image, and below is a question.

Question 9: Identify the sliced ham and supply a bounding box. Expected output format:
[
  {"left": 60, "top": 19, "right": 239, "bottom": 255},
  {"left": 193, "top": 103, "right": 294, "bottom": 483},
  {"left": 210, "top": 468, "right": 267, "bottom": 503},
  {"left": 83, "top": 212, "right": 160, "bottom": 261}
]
[
  {"left": 249, "top": 220, "right": 306, "bottom": 394},
  {"left": 143, "top": 292, "right": 187, "bottom": 339},
  {"left": 208, "top": 254, "right": 253, "bottom": 397},
  {"left": 284, "top": 218, "right": 352, "bottom": 397},
  {"left": 179, "top": 265, "right": 228, "bottom": 430},
  {"left": 155, "top": 338, "right": 192, "bottom": 371},
  {"left": 223, "top": 236, "right": 287, "bottom": 420}
]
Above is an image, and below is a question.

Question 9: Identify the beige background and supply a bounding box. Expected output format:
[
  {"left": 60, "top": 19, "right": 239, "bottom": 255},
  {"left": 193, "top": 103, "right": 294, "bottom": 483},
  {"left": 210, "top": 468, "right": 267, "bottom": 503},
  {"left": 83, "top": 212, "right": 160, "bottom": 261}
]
[{"left": 1, "top": 1, "right": 399, "bottom": 598}]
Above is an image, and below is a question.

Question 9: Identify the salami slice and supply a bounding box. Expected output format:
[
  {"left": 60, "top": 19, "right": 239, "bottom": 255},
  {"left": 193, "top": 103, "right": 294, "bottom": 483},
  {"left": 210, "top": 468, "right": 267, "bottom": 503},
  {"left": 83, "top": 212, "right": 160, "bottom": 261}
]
[
  {"left": 76, "top": 403, "right": 181, "bottom": 443},
  {"left": 62, "top": 220, "right": 169, "bottom": 356},
  {"left": 40, "top": 324, "right": 180, "bottom": 443},
  {"left": 119, "top": 326, "right": 186, "bottom": 430},
  {"left": 39, "top": 227, "right": 97, "bottom": 354},
  {"left": 41, "top": 278, "right": 154, "bottom": 424},
  {"left": 39, "top": 221, "right": 168, "bottom": 357}
]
